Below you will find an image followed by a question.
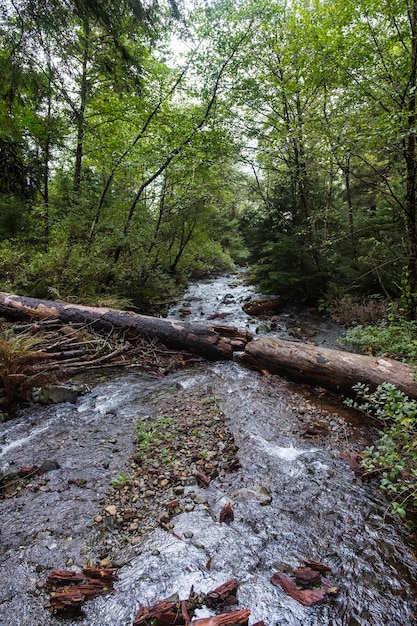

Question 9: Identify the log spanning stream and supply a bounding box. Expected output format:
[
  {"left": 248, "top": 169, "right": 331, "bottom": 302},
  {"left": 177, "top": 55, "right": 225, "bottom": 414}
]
[{"left": 1, "top": 272, "right": 417, "bottom": 625}]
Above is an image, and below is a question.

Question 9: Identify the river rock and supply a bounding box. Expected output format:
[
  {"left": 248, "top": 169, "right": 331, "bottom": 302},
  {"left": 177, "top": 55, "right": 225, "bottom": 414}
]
[
  {"left": 242, "top": 297, "right": 283, "bottom": 316},
  {"left": 232, "top": 485, "right": 272, "bottom": 505},
  {"left": 38, "top": 385, "right": 80, "bottom": 404},
  {"left": 105, "top": 505, "right": 117, "bottom": 516}
]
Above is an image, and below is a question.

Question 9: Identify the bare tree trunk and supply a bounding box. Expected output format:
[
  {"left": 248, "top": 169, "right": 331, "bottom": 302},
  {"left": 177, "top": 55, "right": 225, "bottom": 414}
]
[
  {"left": 403, "top": 0, "right": 417, "bottom": 318},
  {"left": 239, "top": 337, "right": 417, "bottom": 399},
  {"left": 0, "top": 292, "right": 251, "bottom": 360}
]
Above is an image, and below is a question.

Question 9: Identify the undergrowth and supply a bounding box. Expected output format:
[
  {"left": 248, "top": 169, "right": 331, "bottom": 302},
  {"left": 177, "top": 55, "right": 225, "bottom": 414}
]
[
  {"left": 343, "top": 319, "right": 417, "bottom": 364},
  {"left": 345, "top": 382, "right": 417, "bottom": 519}
]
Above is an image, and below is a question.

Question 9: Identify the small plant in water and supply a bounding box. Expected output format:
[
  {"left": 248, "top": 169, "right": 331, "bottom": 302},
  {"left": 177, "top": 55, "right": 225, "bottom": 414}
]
[{"left": 345, "top": 382, "right": 417, "bottom": 519}]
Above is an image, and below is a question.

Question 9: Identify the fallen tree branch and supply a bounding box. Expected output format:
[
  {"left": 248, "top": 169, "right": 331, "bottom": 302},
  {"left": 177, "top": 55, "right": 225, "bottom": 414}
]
[{"left": 0, "top": 292, "right": 252, "bottom": 360}]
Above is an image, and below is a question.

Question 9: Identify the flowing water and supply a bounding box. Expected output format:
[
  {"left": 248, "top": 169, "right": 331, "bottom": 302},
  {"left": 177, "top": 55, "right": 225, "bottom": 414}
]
[{"left": 0, "top": 272, "right": 416, "bottom": 626}]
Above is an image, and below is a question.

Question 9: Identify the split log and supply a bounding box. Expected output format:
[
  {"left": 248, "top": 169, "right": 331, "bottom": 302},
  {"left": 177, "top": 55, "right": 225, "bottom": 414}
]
[
  {"left": 192, "top": 609, "right": 250, "bottom": 626},
  {"left": 239, "top": 337, "right": 417, "bottom": 399},
  {"left": 270, "top": 572, "right": 339, "bottom": 607},
  {"left": 0, "top": 292, "right": 252, "bottom": 361}
]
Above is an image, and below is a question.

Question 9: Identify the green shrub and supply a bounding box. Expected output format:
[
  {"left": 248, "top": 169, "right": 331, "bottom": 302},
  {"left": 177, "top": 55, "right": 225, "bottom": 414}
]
[
  {"left": 343, "top": 319, "right": 417, "bottom": 364},
  {"left": 345, "top": 382, "right": 417, "bottom": 519}
]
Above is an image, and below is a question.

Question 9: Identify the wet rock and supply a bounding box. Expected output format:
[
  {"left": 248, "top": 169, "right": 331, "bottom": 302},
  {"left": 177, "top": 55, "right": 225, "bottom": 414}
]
[
  {"left": 255, "top": 324, "right": 271, "bottom": 334},
  {"left": 38, "top": 459, "right": 60, "bottom": 474},
  {"left": 183, "top": 531, "right": 193, "bottom": 538},
  {"left": 104, "top": 505, "right": 117, "bottom": 516},
  {"left": 38, "top": 385, "right": 80, "bottom": 404},
  {"left": 243, "top": 297, "right": 283, "bottom": 316},
  {"left": 232, "top": 485, "right": 272, "bottom": 505}
]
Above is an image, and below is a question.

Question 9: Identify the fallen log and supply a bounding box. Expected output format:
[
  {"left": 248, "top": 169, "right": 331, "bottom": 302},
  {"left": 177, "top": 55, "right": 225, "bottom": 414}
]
[
  {"left": 239, "top": 337, "right": 417, "bottom": 399},
  {"left": 0, "top": 292, "right": 252, "bottom": 361}
]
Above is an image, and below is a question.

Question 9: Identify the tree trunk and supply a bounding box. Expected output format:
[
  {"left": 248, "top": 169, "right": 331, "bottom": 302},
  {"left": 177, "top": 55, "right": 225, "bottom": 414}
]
[
  {"left": 0, "top": 293, "right": 251, "bottom": 360},
  {"left": 239, "top": 337, "right": 417, "bottom": 399},
  {"left": 1, "top": 292, "right": 416, "bottom": 398}
]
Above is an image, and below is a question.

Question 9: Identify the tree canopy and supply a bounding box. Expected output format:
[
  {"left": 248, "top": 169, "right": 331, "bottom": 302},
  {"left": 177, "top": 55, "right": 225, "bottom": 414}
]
[{"left": 1, "top": 0, "right": 417, "bottom": 314}]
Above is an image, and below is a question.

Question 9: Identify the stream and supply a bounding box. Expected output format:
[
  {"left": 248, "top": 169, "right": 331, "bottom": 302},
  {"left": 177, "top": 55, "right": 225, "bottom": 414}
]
[{"left": 0, "top": 272, "right": 416, "bottom": 626}]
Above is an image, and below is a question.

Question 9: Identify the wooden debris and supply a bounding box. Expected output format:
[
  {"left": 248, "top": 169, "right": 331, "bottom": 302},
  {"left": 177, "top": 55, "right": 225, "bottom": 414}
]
[
  {"left": 195, "top": 470, "right": 211, "bottom": 489},
  {"left": 293, "top": 567, "right": 321, "bottom": 587},
  {"left": 239, "top": 336, "right": 417, "bottom": 400},
  {"left": 82, "top": 566, "right": 118, "bottom": 581},
  {"left": 301, "top": 558, "right": 332, "bottom": 573},
  {"left": 339, "top": 452, "right": 365, "bottom": 477},
  {"left": 133, "top": 600, "right": 188, "bottom": 626},
  {"left": 46, "top": 566, "right": 117, "bottom": 616},
  {"left": 204, "top": 578, "right": 238, "bottom": 608},
  {"left": 133, "top": 579, "right": 246, "bottom": 626},
  {"left": 270, "top": 559, "right": 339, "bottom": 607},
  {"left": 192, "top": 609, "right": 250, "bottom": 626},
  {"left": 47, "top": 570, "right": 85, "bottom": 585},
  {"left": 0, "top": 292, "right": 253, "bottom": 363},
  {"left": 49, "top": 589, "right": 86, "bottom": 615},
  {"left": 219, "top": 501, "right": 234, "bottom": 524}
]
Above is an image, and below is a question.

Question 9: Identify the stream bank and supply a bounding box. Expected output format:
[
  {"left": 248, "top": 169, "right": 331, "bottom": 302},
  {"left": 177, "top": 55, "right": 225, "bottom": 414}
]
[{"left": 0, "top": 272, "right": 416, "bottom": 625}]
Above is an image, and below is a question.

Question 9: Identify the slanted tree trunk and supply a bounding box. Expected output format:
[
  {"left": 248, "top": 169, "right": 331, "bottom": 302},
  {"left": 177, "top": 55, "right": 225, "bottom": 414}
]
[
  {"left": 239, "top": 337, "right": 417, "bottom": 399},
  {"left": 0, "top": 293, "right": 251, "bottom": 360}
]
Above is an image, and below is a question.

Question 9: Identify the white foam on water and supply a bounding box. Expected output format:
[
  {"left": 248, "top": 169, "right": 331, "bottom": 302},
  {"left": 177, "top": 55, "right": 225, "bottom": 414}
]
[{"left": 0, "top": 424, "right": 49, "bottom": 458}]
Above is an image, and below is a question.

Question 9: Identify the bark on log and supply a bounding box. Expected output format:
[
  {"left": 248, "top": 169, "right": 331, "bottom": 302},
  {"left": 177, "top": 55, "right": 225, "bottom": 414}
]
[
  {"left": 239, "top": 337, "right": 417, "bottom": 399},
  {"left": 0, "top": 293, "right": 252, "bottom": 361}
]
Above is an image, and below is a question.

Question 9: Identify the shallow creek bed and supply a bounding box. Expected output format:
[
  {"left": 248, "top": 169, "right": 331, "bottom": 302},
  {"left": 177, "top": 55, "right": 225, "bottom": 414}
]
[
  {"left": 1, "top": 361, "right": 417, "bottom": 626},
  {"left": 1, "top": 271, "right": 417, "bottom": 625}
]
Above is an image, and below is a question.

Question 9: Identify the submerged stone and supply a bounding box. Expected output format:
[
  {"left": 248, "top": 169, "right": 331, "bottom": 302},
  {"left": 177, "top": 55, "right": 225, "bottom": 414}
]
[
  {"left": 38, "top": 385, "right": 80, "bottom": 404},
  {"left": 232, "top": 485, "right": 272, "bottom": 505}
]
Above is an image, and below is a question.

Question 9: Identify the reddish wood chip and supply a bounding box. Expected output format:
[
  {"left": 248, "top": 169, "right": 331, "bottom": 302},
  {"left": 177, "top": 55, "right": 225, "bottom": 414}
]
[
  {"left": 271, "top": 572, "right": 339, "bottom": 606},
  {"left": 19, "top": 465, "right": 39, "bottom": 476},
  {"left": 195, "top": 470, "right": 211, "bottom": 489},
  {"left": 192, "top": 609, "right": 250, "bottom": 626},
  {"left": 293, "top": 567, "right": 321, "bottom": 587},
  {"left": 219, "top": 501, "right": 234, "bottom": 524},
  {"left": 339, "top": 451, "right": 365, "bottom": 477},
  {"left": 50, "top": 589, "right": 85, "bottom": 613},
  {"left": 301, "top": 558, "right": 332, "bottom": 573},
  {"left": 46, "top": 570, "right": 85, "bottom": 585},
  {"left": 205, "top": 578, "right": 238, "bottom": 607},
  {"left": 82, "top": 567, "right": 118, "bottom": 582},
  {"left": 133, "top": 600, "right": 187, "bottom": 626}
]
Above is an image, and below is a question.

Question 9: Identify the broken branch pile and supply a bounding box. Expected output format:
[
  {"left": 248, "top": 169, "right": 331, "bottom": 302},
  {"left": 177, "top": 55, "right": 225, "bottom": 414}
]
[
  {"left": 0, "top": 318, "right": 198, "bottom": 405},
  {"left": 46, "top": 567, "right": 118, "bottom": 617}
]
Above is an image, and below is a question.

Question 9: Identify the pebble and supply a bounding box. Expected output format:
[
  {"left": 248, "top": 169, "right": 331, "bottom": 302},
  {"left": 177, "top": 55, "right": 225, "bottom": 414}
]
[
  {"left": 192, "top": 495, "right": 207, "bottom": 504},
  {"left": 173, "top": 485, "right": 184, "bottom": 495},
  {"left": 131, "top": 537, "right": 141, "bottom": 544},
  {"left": 145, "top": 490, "right": 156, "bottom": 497},
  {"left": 105, "top": 505, "right": 117, "bottom": 516},
  {"left": 192, "top": 541, "right": 205, "bottom": 549},
  {"left": 95, "top": 515, "right": 103, "bottom": 523},
  {"left": 184, "top": 504, "right": 195, "bottom": 512},
  {"left": 183, "top": 531, "right": 193, "bottom": 538}
]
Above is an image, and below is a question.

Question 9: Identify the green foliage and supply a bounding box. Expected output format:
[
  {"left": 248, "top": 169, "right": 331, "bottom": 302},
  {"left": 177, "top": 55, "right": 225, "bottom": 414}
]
[
  {"left": 345, "top": 383, "right": 417, "bottom": 519},
  {"left": 251, "top": 233, "right": 330, "bottom": 302},
  {"left": 343, "top": 318, "right": 417, "bottom": 364},
  {"left": 111, "top": 470, "right": 132, "bottom": 488},
  {"left": 135, "top": 416, "right": 174, "bottom": 466}
]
